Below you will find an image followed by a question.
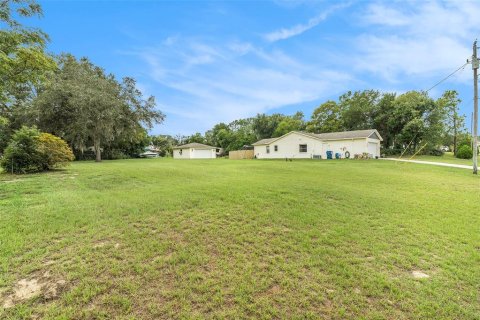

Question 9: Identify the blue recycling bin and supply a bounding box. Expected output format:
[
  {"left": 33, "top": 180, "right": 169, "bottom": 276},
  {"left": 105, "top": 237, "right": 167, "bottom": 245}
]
[
  {"left": 326, "top": 151, "right": 333, "bottom": 159},
  {"left": 335, "top": 153, "right": 341, "bottom": 159}
]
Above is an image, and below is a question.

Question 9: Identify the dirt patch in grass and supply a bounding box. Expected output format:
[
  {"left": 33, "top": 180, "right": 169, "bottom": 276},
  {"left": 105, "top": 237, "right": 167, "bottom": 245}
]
[
  {"left": 1, "top": 270, "right": 67, "bottom": 309},
  {"left": 411, "top": 270, "right": 430, "bottom": 279},
  {"left": 92, "top": 240, "right": 108, "bottom": 249},
  {"left": 92, "top": 238, "right": 122, "bottom": 249}
]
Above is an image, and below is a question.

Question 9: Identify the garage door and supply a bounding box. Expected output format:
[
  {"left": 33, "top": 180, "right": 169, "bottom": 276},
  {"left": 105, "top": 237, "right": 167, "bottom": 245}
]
[
  {"left": 367, "top": 142, "right": 377, "bottom": 158},
  {"left": 193, "top": 149, "right": 213, "bottom": 158}
]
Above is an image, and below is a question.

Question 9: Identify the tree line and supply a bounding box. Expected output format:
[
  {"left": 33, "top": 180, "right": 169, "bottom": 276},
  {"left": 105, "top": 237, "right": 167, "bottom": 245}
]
[{"left": 163, "top": 89, "right": 470, "bottom": 157}]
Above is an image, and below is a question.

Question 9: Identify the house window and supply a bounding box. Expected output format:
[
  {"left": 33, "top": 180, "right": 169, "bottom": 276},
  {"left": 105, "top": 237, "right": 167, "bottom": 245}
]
[
  {"left": 179, "top": 149, "right": 183, "bottom": 155},
  {"left": 266, "top": 146, "right": 270, "bottom": 154},
  {"left": 299, "top": 144, "right": 307, "bottom": 153},
  {"left": 274, "top": 145, "right": 278, "bottom": 152}
]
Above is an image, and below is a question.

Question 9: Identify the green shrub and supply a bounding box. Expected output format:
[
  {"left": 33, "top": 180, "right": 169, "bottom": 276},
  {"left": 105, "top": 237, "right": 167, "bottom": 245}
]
[
  {"left": 428, "top": 149, "right": 444, "bottom": 156},
  {"left": 37, "top": 133, "right": 75, "bottom": 169},
  {"left": 382, "top": 148, "right": 403, "bottom": 156},
  {"left": 1, "top": 127, "right": 74, "bottom": 174},
  {"left": 1, "top": 127, "right": 43, "bottom": 173},
  {"left": 456, "top": 145, "right": 473, "bottom": 159},
  {"left": 457, "top": 137, "right": 471, "bottom": 149},
  {"left": 103, "top": 149, "right": 130, "bottom": 160},
  {"left": 74, "top": 149, "right": 96, "bottom": 161}
]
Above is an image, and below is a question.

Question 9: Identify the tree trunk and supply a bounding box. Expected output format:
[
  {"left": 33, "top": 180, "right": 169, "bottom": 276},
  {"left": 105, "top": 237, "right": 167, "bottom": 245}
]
[{"left": 94, "top": 138, "right": 101, "bottom": 162}]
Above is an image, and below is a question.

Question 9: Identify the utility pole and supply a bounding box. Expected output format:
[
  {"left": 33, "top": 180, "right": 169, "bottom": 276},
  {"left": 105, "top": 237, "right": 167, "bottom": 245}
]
[
  {"left": 453, "top": 109, "right": 457, "bottom": 156},
  {"left": 472, "top": 40, "right": 478, "bottom": 174},
  {"left": 472, "top": 112, "right": 474, "bottom": 150}
]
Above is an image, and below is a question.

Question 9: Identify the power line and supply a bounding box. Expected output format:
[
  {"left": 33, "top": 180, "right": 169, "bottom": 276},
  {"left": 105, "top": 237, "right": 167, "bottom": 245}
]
[{"left": 425, "top": 62, "right": 468, "bottom": 93}]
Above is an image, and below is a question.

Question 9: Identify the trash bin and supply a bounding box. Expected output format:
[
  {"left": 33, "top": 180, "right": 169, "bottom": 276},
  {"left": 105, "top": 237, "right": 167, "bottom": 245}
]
[
  {"left": 326, "top": 151, "right": 333, "bottom": 159},
  {"left": 335, "top": 153, "right": 341, "bottom": 159}
]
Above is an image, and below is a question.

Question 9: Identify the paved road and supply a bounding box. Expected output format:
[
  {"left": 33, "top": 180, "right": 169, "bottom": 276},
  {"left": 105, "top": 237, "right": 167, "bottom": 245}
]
[{"left": 382, "top": 158, "right": 473, "bottom": 170}]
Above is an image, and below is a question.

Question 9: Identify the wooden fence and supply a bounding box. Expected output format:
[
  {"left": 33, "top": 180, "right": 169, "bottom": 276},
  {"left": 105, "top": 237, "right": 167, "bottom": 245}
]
[{"left": 229, "top": 150, "right": 254, "bottom": 160}]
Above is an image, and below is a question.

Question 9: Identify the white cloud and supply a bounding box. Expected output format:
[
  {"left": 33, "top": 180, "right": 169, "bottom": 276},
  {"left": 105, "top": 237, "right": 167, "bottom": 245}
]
[
  {"left": 355, "top": 35, "right": 470, "bottom": 82},
  {"left": 264, "top": 15, "right": 325, "bottom": 42},
  {"left": 130, "top": 38, "right": 353, "bottom": 134},
  {"left": 362, "top": 3, "right": 410, "bottom": 27},
  {"left": 228, "top": 41, "right": 254, "bottom": 56},
  {"left": 163, "top": 36, "right": 179, "bottom": 46},
  {"left": 354, "top": 1, "right": 480, "bottom": 85},
  {"left": 263, "top": 2, "right": 351, "bottom": 42}
]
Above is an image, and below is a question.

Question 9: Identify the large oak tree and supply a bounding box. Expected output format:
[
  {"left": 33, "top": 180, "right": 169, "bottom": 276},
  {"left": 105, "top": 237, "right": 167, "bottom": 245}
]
[{"left": 34, "top": 55, "right": 165, "bottom": 161}]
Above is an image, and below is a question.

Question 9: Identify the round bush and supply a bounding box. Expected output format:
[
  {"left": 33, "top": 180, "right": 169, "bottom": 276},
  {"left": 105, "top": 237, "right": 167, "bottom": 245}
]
[
  {"left": 456, "top": 145, "right": 473, "bottom": 159},
  {"left": 37, "top": 133, "right": 75, "bottom": 169}
]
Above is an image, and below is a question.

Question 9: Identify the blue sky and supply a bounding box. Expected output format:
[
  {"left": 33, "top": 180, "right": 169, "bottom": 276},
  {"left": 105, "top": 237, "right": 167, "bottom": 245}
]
[{"left": 34, "top": 0, "right": 480, "bottom": 135}]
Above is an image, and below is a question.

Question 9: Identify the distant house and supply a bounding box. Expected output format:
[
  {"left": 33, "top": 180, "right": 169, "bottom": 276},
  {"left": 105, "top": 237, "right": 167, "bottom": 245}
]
[
  {"left": 173, "top": 143, "right": 217, "bottom": 159},
  {"left": 140, "top": 145, "right": 159, "bottom": 158},
  {"left": 252, "top": 129, "right": 383, "bottom": 159}
]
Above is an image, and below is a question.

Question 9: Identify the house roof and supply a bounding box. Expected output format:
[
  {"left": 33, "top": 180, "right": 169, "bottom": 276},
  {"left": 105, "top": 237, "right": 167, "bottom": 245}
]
[
  {"left": 304, "top": 129, "right": 383, "bottom": 141},
  {"left": 252, "top": 129, "right": 383, "bottom": 146},
  {"left": 252, "top": 138, "right": 278, "bottom": 146},
  {"left": 172, "top": 143, "right": 216, "bottom": 149}
]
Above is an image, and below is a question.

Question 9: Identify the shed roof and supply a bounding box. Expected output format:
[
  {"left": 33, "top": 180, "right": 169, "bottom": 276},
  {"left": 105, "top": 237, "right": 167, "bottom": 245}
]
[
  {"left": 172, "top": 143, "right": 216, "bottom": 149},
  {"left": 252, "top": 129, "right": 383, "bottom": 146}
]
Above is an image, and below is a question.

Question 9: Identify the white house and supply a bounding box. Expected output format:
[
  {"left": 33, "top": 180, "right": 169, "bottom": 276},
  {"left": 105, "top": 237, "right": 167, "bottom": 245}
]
[
  {"left": 252, "top": 129, "right": 383, "bottom": 159},
  {"left": 172, "top": 143, "right": 217, "bottom": 159}
]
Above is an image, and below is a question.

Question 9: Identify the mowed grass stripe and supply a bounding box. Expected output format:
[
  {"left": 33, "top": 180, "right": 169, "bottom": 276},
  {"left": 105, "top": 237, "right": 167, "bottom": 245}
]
[{"left": 0, "top": 159, "right": 479, "bottom": 319}]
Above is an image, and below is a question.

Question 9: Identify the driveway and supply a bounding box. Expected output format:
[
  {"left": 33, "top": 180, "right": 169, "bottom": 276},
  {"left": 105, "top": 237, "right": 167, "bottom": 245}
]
[{"left": 382, "top": 158, "right": 473, "bottom": 170}]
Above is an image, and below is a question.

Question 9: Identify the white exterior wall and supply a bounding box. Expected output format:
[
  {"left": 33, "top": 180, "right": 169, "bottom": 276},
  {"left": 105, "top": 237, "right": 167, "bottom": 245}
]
[
  {"left": 173, "top": 148, "right": 216, "bottom": 159},
  {"left": 190, "top": 148, "right": 216, "bottom": 159},
  {"left": 254, "top": 133, "right": 323, "bottom": 159},
  {"left": 366, "top": 138, "right": 381, "bottom": 158},
  {"left": 173, "top": 148, "right": 191, "bottom": 159},
  {"left": 254, "top": 132, "right": 382, "bottom": 159},
  {"left": 322, "top": 139, "right": 368, "bottom": 158}
]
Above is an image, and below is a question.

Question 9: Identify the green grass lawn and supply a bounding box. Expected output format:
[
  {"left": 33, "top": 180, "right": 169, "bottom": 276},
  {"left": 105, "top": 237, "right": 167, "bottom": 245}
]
[
  {"left": 393, "top": 152, "right": 474, "bottom": 166},
  {"left": 1, "top": 158, "right": 479, "bottom": 319}
]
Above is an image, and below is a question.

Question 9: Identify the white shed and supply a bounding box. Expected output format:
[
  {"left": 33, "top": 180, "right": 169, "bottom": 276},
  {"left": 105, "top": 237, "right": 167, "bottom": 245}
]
[
  {"left": 252, "top": 129, "right": 383, "bottom": 159},
  {"left": 173, "top": 143, "right": 217, "bottom": 159}
]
